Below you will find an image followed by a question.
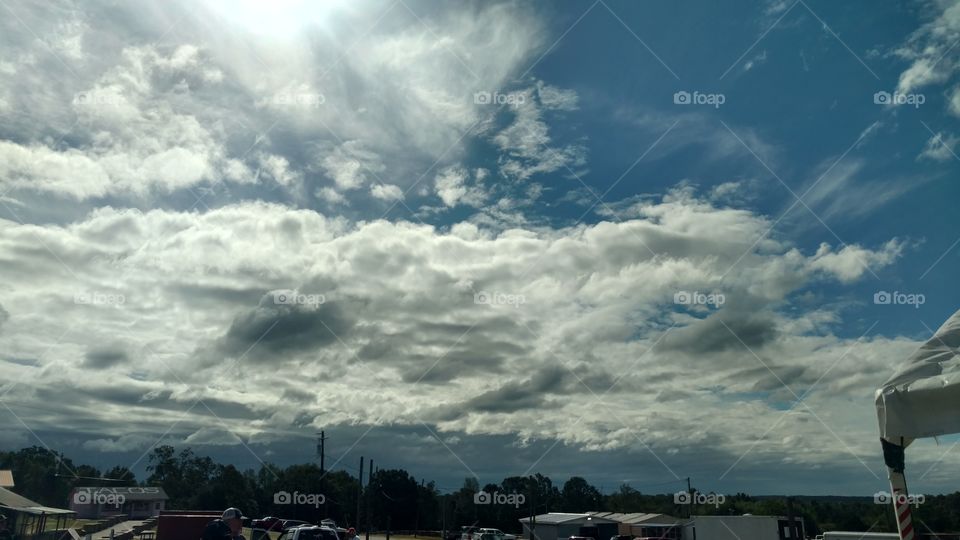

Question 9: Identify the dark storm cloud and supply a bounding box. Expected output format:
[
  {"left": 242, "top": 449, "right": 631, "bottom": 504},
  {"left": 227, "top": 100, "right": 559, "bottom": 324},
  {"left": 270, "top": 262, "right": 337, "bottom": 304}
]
[
  {"left": 734, "top": 365, "right": 812, "bottom": 393},
  {"left": 658, "top": 311, "right": 779, "bottom": 355},
  {"left": 83, "top": 344, "right": 129, "bottom": 369},
  {"left": 356, "top": 315, "right": 532, "bottom": 383},
  {"left": 219, "top": 297, "right": 355, "bottom": 358},
  {"left": 2, "top": 356, "right": 40, "bottom": 367},
  {"left": 439, "top": 366, "right": 569, "bottom": 419},
  {"left": 400, "top": 349, "right": 508, "bottom": 384},
  {"left": 30, "top": 384, "right": 263, "bottom": 423}
]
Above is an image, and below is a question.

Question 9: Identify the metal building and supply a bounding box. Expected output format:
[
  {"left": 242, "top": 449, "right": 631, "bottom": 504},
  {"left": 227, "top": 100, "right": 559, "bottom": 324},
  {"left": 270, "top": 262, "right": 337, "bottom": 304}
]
[{"left": 518, "top": 513, "right": 619, "bottom": 540}]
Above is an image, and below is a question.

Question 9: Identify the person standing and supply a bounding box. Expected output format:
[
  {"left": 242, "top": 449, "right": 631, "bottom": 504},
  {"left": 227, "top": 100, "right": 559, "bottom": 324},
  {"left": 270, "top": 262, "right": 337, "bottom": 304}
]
[{"left": 201, "top": 508, "right": 246, "bottom": 540}]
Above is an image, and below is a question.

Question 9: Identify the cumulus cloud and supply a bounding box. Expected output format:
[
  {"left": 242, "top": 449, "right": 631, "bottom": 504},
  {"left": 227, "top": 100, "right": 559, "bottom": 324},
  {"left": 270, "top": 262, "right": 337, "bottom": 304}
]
[
  {"left": 0, "top": 0, "right": 948, "bottom": 492},
  {"left": 0, "top": 189, "right": 912, "bottom": 471},
  {"left": 370, "top": 183, "right": 404, "bottom": 202}
]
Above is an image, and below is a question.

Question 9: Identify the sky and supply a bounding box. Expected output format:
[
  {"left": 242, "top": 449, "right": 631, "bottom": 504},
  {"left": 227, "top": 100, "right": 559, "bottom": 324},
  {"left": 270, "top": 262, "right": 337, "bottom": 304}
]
[{"left": 0, "top": 0, "right": 959, "bottom": 498}]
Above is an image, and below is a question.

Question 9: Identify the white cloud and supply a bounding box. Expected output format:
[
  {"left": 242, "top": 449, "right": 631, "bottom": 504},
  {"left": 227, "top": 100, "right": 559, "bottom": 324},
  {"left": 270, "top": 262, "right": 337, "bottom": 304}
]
[
  {"left": 183, "top": 427, "right": 244, "bottom": 446},
  {"left": 320, "top": 141, "right": 385, "bottom": 191},
  {"left": 317, "top": 187, "right": 346, "bottom": 205},
  {"left": 370, "top": 183, "right": 404, "bottom": 201},
  {"left": 82, "top": 434, "right": 153, "bottom": 452},
  {"left": 796, "top": 159, "right": 921, "bottom": 222},
  {"left": 0, "top": 190, "right": 911, "bottom": 470},
  {"left": 493, "top": 88, "right": 588, "bottom": 181},
  {"left": 894, "top": 2, "right": 960, "bottom": 95},
  {"left": 918, "top": 131, "right": 959, "bottom": 162},
  {"left": 808, "top": 239, "right": 905, "bottom": 283},
  {"left": 258, "top": 154, "right": 300, "bottom": 187},
  {"left": 0, "top": 1, "right": 549, "bottom": 208},
  {"left": 435, "top": 166, "right": 488, "bottom": 207},
  {"left": 537, "top": 81, "right": 579, "bottom": 111}
]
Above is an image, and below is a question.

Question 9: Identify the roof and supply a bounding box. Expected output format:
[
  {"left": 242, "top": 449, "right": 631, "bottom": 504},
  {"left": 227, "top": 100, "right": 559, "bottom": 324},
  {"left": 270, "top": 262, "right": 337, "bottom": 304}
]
[
  {"left": 588, "top": 512, "right": 679, "bottom": 524},
  {"left": 0, "top": 487, "right": 75, "bottom": 516},
  {"left": 518, "top": 513, "right": 618, "bottom": 525},
  {"left": 72, "top": 487, "right": 169, "bottom": 501},
  {"left": 693, "top": 515, "right": 790, "bottom": 521},
  {"left": 0, "top": 471, "right": 13, "bottom": 488}
]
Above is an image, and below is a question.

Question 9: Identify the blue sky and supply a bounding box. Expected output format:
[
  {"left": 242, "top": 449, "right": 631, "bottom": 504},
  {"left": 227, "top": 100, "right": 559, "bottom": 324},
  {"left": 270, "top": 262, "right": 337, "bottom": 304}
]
[{"left": 0, "top": 0, "right": 959, "bottom": 497}]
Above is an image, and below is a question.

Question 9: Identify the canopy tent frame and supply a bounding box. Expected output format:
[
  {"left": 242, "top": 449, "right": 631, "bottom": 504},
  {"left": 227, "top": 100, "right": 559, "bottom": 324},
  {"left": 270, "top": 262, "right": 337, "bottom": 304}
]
[{"left": 876, "top": 308, "right": 960, "bottom": 540}]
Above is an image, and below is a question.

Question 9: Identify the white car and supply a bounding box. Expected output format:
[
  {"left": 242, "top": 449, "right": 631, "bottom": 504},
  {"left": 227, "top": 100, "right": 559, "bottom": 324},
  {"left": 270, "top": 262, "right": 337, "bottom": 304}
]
[
  {"left": 278, "top": 526, "right": 341, "bottom": 540},
  {"left": 478, "top": 528, "right": 516, "bottom": 540}
]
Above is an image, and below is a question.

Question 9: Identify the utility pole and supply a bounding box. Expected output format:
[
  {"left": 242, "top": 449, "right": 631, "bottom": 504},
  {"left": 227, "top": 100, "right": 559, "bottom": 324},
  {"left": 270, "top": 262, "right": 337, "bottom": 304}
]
[
  {"left": 686, "top": 477, "right": 693, "bottom": 519},
  {"left": 414, "top": 478, "right": 424, "bottom": 537},
  {"left": 357, "top": 456, "right": 364, "bottom": 529},
  {"left": 318, "top": 431, "right": 326, "bottom": 473},
  {"left": 365, "top": 459, "right": 373, "bottom": 540},
  {"left": 318, "top": 431, "right": 327, "bottom": 519}
]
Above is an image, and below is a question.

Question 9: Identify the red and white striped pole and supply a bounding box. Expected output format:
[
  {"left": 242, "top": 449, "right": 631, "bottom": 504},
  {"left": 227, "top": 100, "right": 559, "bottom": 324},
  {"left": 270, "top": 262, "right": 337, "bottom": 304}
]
[
  {"left": 888, "top": 469, "right": 915, "bottom": 540},
  {"left": 881, "top": 437, "right": 915, "bottom": 540}
]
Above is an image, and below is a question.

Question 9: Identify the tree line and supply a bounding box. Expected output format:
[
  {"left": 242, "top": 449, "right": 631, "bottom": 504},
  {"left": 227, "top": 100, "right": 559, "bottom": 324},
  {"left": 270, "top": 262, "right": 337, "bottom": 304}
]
[{"left": 5, "top": 445, "right": 960, "bottom": 536}]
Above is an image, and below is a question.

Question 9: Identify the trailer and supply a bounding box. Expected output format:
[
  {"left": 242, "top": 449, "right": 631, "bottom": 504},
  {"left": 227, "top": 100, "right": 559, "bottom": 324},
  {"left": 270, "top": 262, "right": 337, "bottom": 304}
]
[
  {"left": 876, "top": 308, "right": 960, "bottom": 540},
  {"left": 681, "top": 515, "right": 804, "bottom": 540}
]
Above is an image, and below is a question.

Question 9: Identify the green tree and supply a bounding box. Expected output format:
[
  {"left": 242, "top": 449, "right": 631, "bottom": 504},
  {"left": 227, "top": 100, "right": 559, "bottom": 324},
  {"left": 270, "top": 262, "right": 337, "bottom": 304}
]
[
  {"left": 560, "top": 477, "right": 602, "bottom": 512},
  {"left": 103, "top": 466, "right": 137, "bottom": 486}
]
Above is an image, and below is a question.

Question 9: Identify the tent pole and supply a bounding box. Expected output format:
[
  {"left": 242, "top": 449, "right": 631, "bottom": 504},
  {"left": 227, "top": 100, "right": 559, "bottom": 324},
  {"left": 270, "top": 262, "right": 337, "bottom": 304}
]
[
  {"left": 888, "top": 468, "right": 915, "bottom": 540},
  {"left": 881, "top": 437, "right": 915, "bottom": 540}
]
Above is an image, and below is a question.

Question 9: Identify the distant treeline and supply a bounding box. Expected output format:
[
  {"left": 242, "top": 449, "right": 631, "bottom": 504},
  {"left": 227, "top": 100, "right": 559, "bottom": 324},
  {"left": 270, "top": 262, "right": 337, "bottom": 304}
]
[{"left": 4, "top": 445, "right": 960, "bottom": 536}]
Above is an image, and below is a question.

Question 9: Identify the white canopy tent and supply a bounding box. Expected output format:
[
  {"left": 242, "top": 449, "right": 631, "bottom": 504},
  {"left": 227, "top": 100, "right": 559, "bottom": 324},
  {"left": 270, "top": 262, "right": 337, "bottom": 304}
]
[{"left": 875, "top": 308, "right": 960, "bottom": 540}]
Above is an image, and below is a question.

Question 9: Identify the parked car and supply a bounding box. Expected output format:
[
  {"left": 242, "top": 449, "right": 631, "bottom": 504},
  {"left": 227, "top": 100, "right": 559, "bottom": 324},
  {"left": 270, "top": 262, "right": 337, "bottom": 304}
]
[
  {"left": 250, "top": 517, "right": 284, "bottom": 531},
  {"left": 461, "top": 526, "right": 480, "bottom": 540},
  {"left": 478, "top": 529, "right": 516, "bottom": 540},
  {"left": 282, "top": 520, "right": 313, "bottom": 531},
  {"left": 278, "top": 526, "right": 340, "bottom": 540}
]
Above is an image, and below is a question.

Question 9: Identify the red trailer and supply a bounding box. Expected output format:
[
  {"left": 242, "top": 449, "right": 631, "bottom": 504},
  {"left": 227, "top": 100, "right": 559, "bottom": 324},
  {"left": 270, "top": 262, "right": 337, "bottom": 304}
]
[{"left": 157, "top": 510, "right": 221, "bottom": 540}]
